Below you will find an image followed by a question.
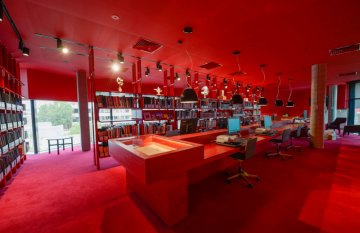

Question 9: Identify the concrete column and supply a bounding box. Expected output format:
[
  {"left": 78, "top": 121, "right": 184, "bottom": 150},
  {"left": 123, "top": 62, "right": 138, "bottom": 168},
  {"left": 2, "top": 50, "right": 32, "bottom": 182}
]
[
  {"left": 310, "top": 64, "right": 327, "bottom": 149},
  {"left": 328, "top": 85, "right": 338, "bottom": 122},
  {"left": 76, "top": 70, "right": 91, "bottom": 151}
]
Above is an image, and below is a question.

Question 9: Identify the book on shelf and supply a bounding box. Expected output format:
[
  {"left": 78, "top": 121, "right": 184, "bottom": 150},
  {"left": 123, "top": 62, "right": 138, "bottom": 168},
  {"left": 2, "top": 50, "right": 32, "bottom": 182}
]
[
  {"left": 176, "top": 110, "right": 198, "bottom": 119},
  {"left": 143, "top": 96, "right": 174, "bottom": 109},
  {"left": 96, "top": 95, "right": 137, "bottom": 108}
]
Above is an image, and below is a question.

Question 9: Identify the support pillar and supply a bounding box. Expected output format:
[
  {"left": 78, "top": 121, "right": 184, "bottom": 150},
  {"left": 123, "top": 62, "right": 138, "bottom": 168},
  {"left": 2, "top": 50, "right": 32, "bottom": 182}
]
[
  {"left": 328, "top": 85, "right": 338, "bottom": 123},
  {"left": 77, "top": 70, "right": 91, "bottom": 151},
  {"left": 310, "top": 64, "right": 327, "bottom": 149}
]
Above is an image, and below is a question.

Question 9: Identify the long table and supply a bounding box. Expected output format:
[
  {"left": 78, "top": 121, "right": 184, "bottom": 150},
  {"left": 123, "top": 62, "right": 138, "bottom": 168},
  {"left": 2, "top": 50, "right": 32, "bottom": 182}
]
[{"left": 109, "top": 124, "right": 296, "bottom": 226}]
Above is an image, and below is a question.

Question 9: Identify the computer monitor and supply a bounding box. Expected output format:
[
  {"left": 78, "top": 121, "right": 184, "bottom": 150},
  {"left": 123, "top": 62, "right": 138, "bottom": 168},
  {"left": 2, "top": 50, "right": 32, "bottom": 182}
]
[
  {"left": 180, "top": 118, "right": 198, "bottom": 135},
  {"left": 263, "top": 115, "right": 272, "bottom": 129},
  {"left": 227, "top": 117, "right": 241, "bottom": 135}
]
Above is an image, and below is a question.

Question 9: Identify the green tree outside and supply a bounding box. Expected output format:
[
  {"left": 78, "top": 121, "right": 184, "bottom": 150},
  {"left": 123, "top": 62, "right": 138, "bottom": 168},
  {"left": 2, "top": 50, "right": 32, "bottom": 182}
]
[{"left": 37, "top": 102, "right": 73, "bottom": 129}]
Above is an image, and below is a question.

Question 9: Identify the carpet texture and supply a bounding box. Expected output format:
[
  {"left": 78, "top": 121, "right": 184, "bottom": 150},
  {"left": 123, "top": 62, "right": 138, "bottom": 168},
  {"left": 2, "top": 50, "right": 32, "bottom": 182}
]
[{"left": 0, "top": 135, "right": 359, "bottom": 233}]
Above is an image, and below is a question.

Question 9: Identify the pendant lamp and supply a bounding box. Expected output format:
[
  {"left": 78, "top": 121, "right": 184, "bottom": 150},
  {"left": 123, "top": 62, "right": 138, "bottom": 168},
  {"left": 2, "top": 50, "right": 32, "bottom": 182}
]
[
  {"left": 286, "top": 78, "right": 295, "bottom": 107},
  {"left": 180, "top": 70, "right": 198, "bottom": 103},
  {"left": 231, "top": 81, "right": 243, "bottom": 104},
  {"left": 257, "top": 64, "right": 268, "bottom": 106},
  {"left": 275, "top": 73, "right": 283, "bottom": 107}
]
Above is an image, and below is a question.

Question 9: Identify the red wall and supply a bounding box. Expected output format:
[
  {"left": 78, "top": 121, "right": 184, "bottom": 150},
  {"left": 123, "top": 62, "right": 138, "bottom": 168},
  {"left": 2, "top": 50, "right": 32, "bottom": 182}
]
[
  {"left": 337, "top": 84, "right": 348, "bottom": 109},
  {"left": 26, "top": 69, "right": 184, "bottom": 101}
]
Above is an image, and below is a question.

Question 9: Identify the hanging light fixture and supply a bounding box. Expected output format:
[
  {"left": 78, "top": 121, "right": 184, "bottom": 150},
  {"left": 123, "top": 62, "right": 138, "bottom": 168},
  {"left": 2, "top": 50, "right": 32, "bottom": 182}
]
[
  {"left": 286, "top": 78, "right": 295, "bottom": 107},
  {"left": 156, "top": 61, "right": 162, "bottom": 71},
  {"left": 176, "top": 72, "right": 180, "bottom": 81},
  {"left": 18, "top": 40, "right": 30, "bottom": 56},
  {"left": 186, "top": 68, "right": 191, "bottom": 77},
  {"left": 257, "top": 64, "right": 268, "bottom": 106},
  {"left": 180, "top": 69, "right": 198, "bottom": 103},
  {"left": 117, "top": 52, "right": 125, "bottom": 64},
  {"left": 232, "top": 81, "right": 243, "bottom": 104},
  {"left": 145, "top": 67, "right": 150, "bottom": 77},
  {"left": 0, "top": 1, "right": 4, "bottom": 22},
  {"left": 56, "top": 38, "right": 69, "bottom": 54},
  {"left": 275, "top": 73, "right": 283, "bottom": 106}
]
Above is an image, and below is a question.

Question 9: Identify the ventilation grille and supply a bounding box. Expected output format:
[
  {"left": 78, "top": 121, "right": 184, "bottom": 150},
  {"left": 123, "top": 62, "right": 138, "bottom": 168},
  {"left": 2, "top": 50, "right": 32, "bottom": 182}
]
[
  {"left": 329, "top": 43, "right": 360, "bottom": 56},
  {"left": 228, "top": 71, "right": 247, "bottom": 76},
  {"left": 199, "top": 62, "right": 221, "bottom": 70},
  {"left": 339, "top": 71, "right": 358, "bottom": 77},
  {"left": 133, "top": 39, "right": 162, "bottom": 53}
]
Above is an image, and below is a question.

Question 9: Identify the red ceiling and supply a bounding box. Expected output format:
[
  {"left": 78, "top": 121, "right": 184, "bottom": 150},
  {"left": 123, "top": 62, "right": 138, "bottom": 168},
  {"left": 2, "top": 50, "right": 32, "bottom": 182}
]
[{"left": 1, "top": 0, "right": 360, "bottom": 90}]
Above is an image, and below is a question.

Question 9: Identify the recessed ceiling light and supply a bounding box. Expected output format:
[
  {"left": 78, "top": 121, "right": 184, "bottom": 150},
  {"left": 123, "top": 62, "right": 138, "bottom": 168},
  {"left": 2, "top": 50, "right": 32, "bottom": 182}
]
[{"left": 111, "top": 15, "right": 120, "bottom": 20}]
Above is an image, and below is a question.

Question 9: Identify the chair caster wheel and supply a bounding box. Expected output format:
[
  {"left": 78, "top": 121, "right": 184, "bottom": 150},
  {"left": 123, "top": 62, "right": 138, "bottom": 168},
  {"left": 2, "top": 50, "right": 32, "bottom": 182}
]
[{"left": 248, "top": 184, "right": 253, "bottom": 188}]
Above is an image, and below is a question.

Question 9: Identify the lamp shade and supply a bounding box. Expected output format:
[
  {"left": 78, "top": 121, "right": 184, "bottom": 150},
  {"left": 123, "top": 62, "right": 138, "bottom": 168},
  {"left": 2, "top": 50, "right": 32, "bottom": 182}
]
[
  {"left": 275, "top": 99, "right": 283, "bottom": 107},
  {"left": 286, "top": 100, "right": 295, "bottom": 107},
  {"left": 257, "top": 97, "right": 268, "bottom": 106},
  {"left": 232, "top": 93, "right": 243, "bottom": 104},
  {"left": 180, "top": 87, "right": 198, "bottom": 103}
]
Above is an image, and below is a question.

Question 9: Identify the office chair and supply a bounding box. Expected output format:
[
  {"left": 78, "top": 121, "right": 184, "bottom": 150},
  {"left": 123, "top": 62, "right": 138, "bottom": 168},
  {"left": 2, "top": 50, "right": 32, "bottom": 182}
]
[
  {"left": 326, "top": 117, "right": 347, "bottom": 135},
  {"left": 266, "top": 128, "right": 293, "bottom": 160},
  {"left": 287, "top": 125, "right": 302, "bottom": 151},
  {"left": 226, "top": 138, "right": 260, "bottom": 188}
]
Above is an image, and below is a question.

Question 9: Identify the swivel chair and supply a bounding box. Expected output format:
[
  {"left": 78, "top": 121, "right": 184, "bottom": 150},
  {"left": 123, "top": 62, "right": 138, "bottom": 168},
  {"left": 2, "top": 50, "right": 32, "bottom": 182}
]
[
  {"left": 227, "top": 138, "right": 259, "bottom": 188},
  {"left": 266, "top": 128, "right": 293, "bottom": 160},
  {"left": 287, "top": 125, "right": 302, "bottom": 151},
  {"left": 326, "top": 117, "right": 347, "bottom": 135}
]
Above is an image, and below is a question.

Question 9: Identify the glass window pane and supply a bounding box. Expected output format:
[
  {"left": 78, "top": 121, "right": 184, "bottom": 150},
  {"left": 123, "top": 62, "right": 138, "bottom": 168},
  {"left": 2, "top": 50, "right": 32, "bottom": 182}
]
[{"left": 23, "top": 99, "right": 34, "bottom": 154}]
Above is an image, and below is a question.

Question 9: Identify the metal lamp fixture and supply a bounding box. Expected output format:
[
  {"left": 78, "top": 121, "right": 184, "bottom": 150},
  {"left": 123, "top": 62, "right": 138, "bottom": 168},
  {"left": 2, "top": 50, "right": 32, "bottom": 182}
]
[
  {"left": 180, "top": 69, "right": 198, "bottom": 103},
  {"left": 274, "top": 73, "right": 283, "bottom": 106},
  {"left": 257, "top": 64, "right": 268, "bottom": 106},
  {"left": 232, "top": 82, "right": 243, "bottom": 104},
  {"left": 286, "top": 78, "right": 295, "bottom": 107}
]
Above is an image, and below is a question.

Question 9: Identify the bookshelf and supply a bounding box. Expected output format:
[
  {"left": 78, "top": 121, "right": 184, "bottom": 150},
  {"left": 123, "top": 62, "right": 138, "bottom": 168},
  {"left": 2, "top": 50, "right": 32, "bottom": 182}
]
[
  {"left": 0, "top": 44, "right": 26, "bottom": 188},
  {"left": 94, "top": 92, "right": 141, "bottom": 169}
]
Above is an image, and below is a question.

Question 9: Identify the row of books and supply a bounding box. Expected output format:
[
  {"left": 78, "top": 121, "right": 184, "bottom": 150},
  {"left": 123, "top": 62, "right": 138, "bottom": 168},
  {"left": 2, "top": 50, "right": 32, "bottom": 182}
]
[
  {"left": 143, "top": 111, "right": 174, "bottom": 121},
  {"left": 174, "top": 99, "right": 198, "bottom": 109},
  {"left": 96, "top": 95, "right": 138, "bottom": 108},
  {"left": 98, "top": 125, "right": 139, "bottom": 142},
  {"left": 0, "top": 113, "right": 23, "bottom": 131},
  {"left": 0, "top": 147, "right": 21, "bottom": 177},
  {"left": 142, "top": 122, "right": 171, "bottom": 135},
  {"left": 176, "top": 110, "right": 198, "bottom": 120},
  {"left": 0, "top": 128, "right": 24, "bottom": 154},
  {"left": 98, "top": 144, "right": 109, "bottom": 158},
  {"left": 198, "top": 118, "right": 217, "bottom": 129},
  {"left": 199, "top": 111, "right": 216, "bottom": 119},
  {"left": 143, "top": 96, "right": 174, "bottom": 109}
]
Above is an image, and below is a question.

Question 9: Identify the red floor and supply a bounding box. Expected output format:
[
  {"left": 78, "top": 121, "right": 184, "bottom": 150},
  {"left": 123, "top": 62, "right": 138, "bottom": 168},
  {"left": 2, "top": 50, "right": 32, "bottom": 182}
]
[{"left": 0, "top": 135, "right": 359, "bottom": 233}]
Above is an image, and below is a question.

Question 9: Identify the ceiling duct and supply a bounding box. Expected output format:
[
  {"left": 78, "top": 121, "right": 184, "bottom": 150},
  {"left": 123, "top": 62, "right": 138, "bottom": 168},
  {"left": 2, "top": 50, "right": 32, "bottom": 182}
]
[
  {"left": 199, "top": 62, "right": 221, "bottom": 70},
  {"left": 133, "top": 38, "right": 162, "bottom": 53},
  {"left": 329, "top": 43, "right": 360, "bottom": 56}
]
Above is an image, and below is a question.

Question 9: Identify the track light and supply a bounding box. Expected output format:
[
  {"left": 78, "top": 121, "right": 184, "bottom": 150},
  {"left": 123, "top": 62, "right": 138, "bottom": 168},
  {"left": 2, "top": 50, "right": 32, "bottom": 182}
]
[
  {"left": 176, "top": 73, "right": 180, "bottom": 81},
  {"left": 0, "top": 1, "right": 3, "bottom": 22},
  {"left": 145, "top": 67, "right": 150, "bottom": 77},
  {"left": 56, "top": 38, "right": 69, "bottom": 54},
  {"left": 18, "top": 40, "right": 30, "bottom": 56},
  {"left": 117, "top": 52, "right": 124, "bottom": 64},
  {"left": 156, "top": 62, "right": 162, "bottom": 71},
  {"left": 206, "top": 74, "right": 211, "bottom": 81},
  {"left": 186, "top": 69, "right": 191, "bottom": 77}
]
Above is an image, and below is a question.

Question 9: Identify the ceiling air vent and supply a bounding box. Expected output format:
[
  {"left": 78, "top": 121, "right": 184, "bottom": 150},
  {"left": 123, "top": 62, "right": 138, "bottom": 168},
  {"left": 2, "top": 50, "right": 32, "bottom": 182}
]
[
  {"left": 228, "top": 71, "right": 247, "bottom": 76},
  {"left": 339, "top": 71, "right": 358, "bottom": 77},
  {"left": 199, "top": 62, "right": 222, "bottom": 70},
  {"left": 329, "top": 43, "right": 360, "bottom": 56},
  {"left": 133, "top": 38, "right": 162, "bottom": 53}
]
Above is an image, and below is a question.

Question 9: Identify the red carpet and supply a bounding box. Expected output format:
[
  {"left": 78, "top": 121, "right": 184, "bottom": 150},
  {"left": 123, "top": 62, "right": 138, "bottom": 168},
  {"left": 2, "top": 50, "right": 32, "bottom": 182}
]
[{"left": 0, "top": 136, "right": 359, "bottom": 233}]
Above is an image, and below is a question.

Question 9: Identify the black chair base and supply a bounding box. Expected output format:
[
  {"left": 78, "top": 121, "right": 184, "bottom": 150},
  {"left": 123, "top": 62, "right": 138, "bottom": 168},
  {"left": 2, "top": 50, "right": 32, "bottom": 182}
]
[
  {"left": 266, "top": 151, "right": 293, "bottom": 160},
  {"left": 226, "top": 167, "right": 260, "bottom": 188}
]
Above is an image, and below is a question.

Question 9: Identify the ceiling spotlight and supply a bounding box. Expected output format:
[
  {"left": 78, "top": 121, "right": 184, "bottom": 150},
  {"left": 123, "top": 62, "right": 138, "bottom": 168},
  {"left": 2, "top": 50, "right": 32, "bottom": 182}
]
[
  {"left": 156, "top": 61, "right": 162, "bottom": 71},
  {"left": 56, "top": 38, "right": 69, "bottom": 54},
  {"left": 117, "top": 52, "right": 124, "bottom": 64},
  {"left": 22, "top": 47, "right": 30, "bottom": 56},
  {"left": 111, "top": 62, "right": 120, "bottom": 72},
  {"left": 186, "top": 69, "right": 191, "bottom": 77},
  {"left": 183, "top": 26, "right": 193, "bottom": 34},
  {"left": 176, "top": 73, "right": 180, "bottom": 81},
  {"left": 111, "top": 15, "right": 120, "bottom": 20},
  {"left": 206, "top": 74, "right": 211, "bottom": 81},
  {"left": 0, "top": 2, "right": 3, "bottom": 22},
  {"left": 145, "top": 67, "right": 150, "bottom": 77}
]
